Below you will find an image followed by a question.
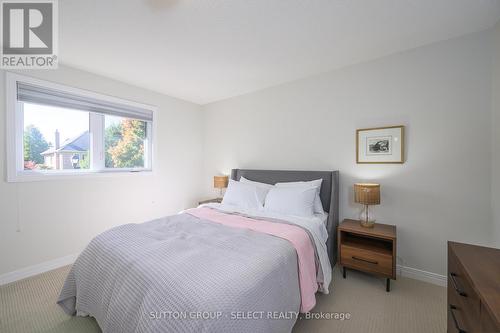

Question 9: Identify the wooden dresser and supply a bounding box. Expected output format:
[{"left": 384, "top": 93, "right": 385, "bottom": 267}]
[{"left": 448, "top": 241, "right": 500, "bottom": 333}]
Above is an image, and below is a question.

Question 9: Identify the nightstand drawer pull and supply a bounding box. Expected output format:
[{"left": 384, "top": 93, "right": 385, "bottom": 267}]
[
  {"left": 449, "top": 273, "right": 467, "bottom": 297},
  {"left": 449, "top": 304, "right": 467, "bottom": 333},
  {"left": 351, "top": 256, "right": 378, "bottom": 265}
]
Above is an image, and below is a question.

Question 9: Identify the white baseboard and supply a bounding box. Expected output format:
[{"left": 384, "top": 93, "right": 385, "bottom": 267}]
[
  {"left": 397, "top": 265, "right": 447, "bottom": 287},
  {"left": 0, "top": 253, "right": 78, "bottom": 286}
]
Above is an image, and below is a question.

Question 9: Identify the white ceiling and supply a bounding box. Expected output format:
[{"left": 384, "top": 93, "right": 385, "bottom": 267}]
[{"left": 60, "top": 0, "right": 500, "bottom": 105}]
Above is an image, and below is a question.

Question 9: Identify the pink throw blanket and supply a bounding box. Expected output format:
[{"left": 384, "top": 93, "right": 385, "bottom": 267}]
[{"left": 185, "top": 207, "right": 317, "bottom": 312}]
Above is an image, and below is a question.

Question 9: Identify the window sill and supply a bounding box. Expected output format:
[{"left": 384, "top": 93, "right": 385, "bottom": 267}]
[{"left": 7, "top": 169, "right": 154, "bottom": 183}]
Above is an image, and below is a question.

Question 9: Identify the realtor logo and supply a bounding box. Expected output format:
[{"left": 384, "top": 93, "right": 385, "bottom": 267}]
[{"left": 1, "top": 0, "right": 58, "bottom": 68}]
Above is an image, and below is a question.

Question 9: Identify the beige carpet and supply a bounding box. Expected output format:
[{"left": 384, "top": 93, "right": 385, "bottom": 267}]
[{"left": 0, "top": 265, "right": 446, "bottom": 333}]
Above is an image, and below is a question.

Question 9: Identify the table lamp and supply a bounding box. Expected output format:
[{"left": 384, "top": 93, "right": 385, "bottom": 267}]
[
  {"left": 354, "top": 183, "right": 380, "bottom": 228},
  {"left": 213, "top": 175, "right": 229, "bottom": 198}
]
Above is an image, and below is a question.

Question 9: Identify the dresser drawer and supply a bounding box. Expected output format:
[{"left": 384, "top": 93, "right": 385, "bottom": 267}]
[
  {"left": 447, "top": 302, "right": 472, "bottom": 333},
  {"left": 340, "top": 244, "right": 393, "bottom": 277},
  {"left": 447, "top": 242, "right": 500, "bottom": 333},
  {"left": 448, "top": 247, "right": 480, "bottom": 332}
]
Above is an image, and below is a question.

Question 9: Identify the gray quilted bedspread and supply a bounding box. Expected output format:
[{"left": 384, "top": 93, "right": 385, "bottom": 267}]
[{"left": 57, "top": 212, "right": 303, "bottom": 333}]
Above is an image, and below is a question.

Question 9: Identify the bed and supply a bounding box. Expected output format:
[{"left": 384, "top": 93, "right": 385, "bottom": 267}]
[
  {"left": 57, "top": 169, "right": 340, "bottom": 333},
  {"left": 230, "top": 169, "right": 340, "bottom": 266}
]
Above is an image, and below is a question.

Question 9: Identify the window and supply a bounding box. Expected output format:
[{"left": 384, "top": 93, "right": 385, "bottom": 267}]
[
  {"left": 104, "top": 115, "right": 148, "bottom": 169},
  {"left": 23, "top": 103, "right": 90, "bottom": 171},
  {"left": 6, "top": 73, "right": 155, "bottom": 182}
]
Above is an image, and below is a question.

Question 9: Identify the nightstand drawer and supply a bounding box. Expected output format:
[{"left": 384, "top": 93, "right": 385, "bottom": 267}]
[
  {"left": 341, "top": 244, "right": 393, "bottom": 277},
  {"left": 338, "top": 220, "right": 396, "bottom": 291}
]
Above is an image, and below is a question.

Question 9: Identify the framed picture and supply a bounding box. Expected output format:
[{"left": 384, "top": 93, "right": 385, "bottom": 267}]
[{"left": 356, "top": 125, "right": 405, "bottom": 164}]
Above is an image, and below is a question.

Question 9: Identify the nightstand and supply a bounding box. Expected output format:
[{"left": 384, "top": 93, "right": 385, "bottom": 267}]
[
  {"left": 338, "top": 219, "right": 397, "bottom": 292},
  {"left": 198, "top": 198, "right": 222, "bottom": 205}
]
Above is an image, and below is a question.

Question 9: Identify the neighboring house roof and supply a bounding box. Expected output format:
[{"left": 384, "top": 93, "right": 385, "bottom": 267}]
[{"left": 41, "top": 131, "right": 90, "bottom": 155}]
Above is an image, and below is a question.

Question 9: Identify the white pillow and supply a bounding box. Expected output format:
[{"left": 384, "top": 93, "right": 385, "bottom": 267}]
[
  {"left": 275, "top": 179, "right": 325, "bottom": 214},
  {"left": 222, "top": 179, "right": 267, "bottom": 210},
  {"left": 239, "top": 176, "right": 274, "bottom": 192},
  {"left": 264, "top": 186, "right": 317, "bottom": 217}
]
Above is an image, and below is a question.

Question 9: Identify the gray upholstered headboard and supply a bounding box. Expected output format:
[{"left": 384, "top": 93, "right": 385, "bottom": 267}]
[{"left": 231, "top": 169, "right": 340, "bottom": 266}]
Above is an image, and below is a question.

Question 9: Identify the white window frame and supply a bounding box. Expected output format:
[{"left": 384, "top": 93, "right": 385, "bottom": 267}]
[{"left": 6, "top": 72, "right": 157, "bottom": 182}]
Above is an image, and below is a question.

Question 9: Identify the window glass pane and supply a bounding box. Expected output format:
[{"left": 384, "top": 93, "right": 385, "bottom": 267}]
[
  {"left": 23, "top": 103, "right": 90, "bottom": 171},
  {"left": 105, "top": 115, "right": 147, "bottom": 169}
]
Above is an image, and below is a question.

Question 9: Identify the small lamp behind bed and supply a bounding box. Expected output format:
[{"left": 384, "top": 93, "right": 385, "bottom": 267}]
[{"left": 214, "top": 175, "right": 229, "bottom": 199}]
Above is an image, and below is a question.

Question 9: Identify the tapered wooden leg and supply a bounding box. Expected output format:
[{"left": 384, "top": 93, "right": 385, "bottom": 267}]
[
  {"left": 386, "top": 278, "right": 390, "bottom": 292},
  {"left": 342, "top": 266, "right": 346, "bottom": 279}
]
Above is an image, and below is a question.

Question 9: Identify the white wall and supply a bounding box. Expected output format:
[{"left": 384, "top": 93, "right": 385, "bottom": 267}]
[
  {"left": 492, "top": 21, "right": 500, "bottom": 247},
  {"left": 202, "top": 31, "right": 494, "bottom": 276},
  {"left": 0, "top": 65, "right": 203, "bottom": 275}
]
